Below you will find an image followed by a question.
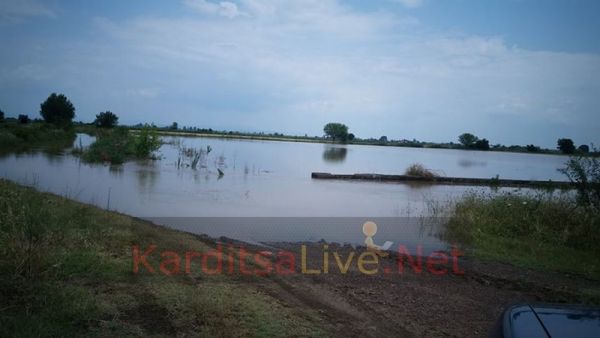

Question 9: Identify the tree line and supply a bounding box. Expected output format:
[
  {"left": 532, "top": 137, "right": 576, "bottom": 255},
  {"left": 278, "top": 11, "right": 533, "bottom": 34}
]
[
  {"left": 1, "top": 93, "right": 119, "bottom": 129},
  {"left": 322, "top": 122, "right": 592, "bottom": 155},
  {"left": 0, "top": 93, "right": 593, "bottom": 156}
]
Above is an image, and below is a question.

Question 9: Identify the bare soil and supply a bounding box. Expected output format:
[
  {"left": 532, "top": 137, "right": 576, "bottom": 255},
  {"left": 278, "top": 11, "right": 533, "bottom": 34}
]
[{"left": 210, "top": 238, "right": 600, "bottom": 337}]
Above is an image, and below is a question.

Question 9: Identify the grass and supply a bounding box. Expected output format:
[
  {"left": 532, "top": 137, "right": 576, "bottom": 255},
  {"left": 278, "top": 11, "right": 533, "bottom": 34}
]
[
  {"left": 444, "top": 191, "right": 600, "bottom": 280},
  {"left": 0, "top": 121, "right": 76, "bottom": 154},
  {"left": 0, "top": 179, "right": 327, "bottom": 337},
  {"left": 404, "top": 163, "right": 438, "bottom": 179}
]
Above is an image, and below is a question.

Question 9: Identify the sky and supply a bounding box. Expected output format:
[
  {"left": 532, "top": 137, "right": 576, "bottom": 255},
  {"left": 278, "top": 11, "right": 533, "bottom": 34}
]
[{"left": 1, "top": 0, "right": 599, "bottom": 148}]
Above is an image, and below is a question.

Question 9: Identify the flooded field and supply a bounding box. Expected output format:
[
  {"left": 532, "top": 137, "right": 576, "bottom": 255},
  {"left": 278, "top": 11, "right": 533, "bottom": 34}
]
[{"left": 0, "top": 134, "right": 570, "bottom": 249}]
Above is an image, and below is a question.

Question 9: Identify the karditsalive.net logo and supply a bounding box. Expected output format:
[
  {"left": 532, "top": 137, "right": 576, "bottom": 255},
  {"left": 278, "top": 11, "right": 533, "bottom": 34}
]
[{"left": 132, "top": 221, "right": 464, "bottom": 276}]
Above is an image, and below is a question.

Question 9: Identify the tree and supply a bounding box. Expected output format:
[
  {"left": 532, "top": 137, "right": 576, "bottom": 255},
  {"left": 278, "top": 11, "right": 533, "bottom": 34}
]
[
  {"left": 559, "top": 152, "right": 600, "bottom": 208},
  {"left": 18, "top": 114, "right": 30, "bottom": 124},
  {"left": 526, "top": 144, "right": 540, "bottom": 152},
  {"left": 474, "top": 138, "right": 490, "bottom": 150},
  {"left": 170, "top": 122, "right": 178, "bottom": 130},
  {"left": 347, "top": 133, "right": 355, "bottom": 141},
  {"left": 323, "top": 123, "right": 349, "bottom": 143},
  {"left": 40, "top": 93, "right": 75, "bottom": 126},
  {"left": 557, "top": 138, "right": 575, "bottom": 154},
  {"left": 94, "top": 111, "right": 118, "bottom": 128},
  {"left": 0, "top": 109, "right": 4, "bottom": 122},
  {"left": 578, "top": 144, "right": 590, "bottom": 153},
  {"left": 379, "top": 136, "right": 388, "bottom": 144},
  {"left": 458, "top": 133, "right": 478, "bottom": 148}
]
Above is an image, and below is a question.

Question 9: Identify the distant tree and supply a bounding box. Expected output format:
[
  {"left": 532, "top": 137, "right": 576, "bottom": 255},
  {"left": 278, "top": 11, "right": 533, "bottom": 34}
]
[
  {"left": 94, "top": 111, "right": 118, "bottom": 128},
  {"left": 18, "top": 114, "right": 30, "bottom": 124},
  {"left": 578, "top": 144, "right": 590, "bottom": 153},
  {"left": 323, "top": 123, "right": 349, "bottom": 143},
  {"left": 458, "top": 133, "right": 478, "bottom": 148},
  {"left": 170, "top": 122, "right": 178, "bottom": 130},
  {"left": 40, "top": 93, "right": 75, "bottom": 126},
  {"left": 347, "top": 133, "right": 355, "bottom": 141},
  {"left": 0, "top": 109, "right": 4, "bottom": 122},
  {"left": 379, "top": 136, "right": 388, "bottom": 144},
  {"left": 474, "top": 138, "right": 490, "bottom": 150},
  {"left": 526, "top": 144, "right": 540, "bottom": 152},
  {"left": 557, "top": 138, "right": 576, "bottom": 154}
]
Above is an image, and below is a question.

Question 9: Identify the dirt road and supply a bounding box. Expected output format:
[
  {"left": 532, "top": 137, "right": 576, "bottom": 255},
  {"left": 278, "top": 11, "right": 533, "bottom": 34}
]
[{"left": 213, "top": 239, "right": 600, "bottom": 337}]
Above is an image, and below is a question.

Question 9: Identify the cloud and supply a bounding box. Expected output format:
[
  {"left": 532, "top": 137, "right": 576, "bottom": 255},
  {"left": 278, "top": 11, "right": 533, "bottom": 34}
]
[
  {"left": 127, "top": 88, "right": 159, "bottom": 98},
  {"left": 0, "top": 0, "right": 55, "bottom": 22},
  {"left": 183, "top": 0, "right": 246, "bottom": 18},
  {"left": 394, "top": 0, "right": 424, "bottom": 8},
  {"left": 1, "top": 0, "right": 599, "bottom": 146}
]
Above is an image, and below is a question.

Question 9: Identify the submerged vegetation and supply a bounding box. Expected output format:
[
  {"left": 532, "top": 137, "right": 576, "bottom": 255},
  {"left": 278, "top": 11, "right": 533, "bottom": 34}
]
[
  {"left": 79, "top": 127, "right": 161, "bottom": 164},
  {"left": 175, "top": 142, "right": 212, "bottom": 170},
  {"left": 404, "top": 163, "right": 439, "bottom": 179},
  {"left": 0, "top": 179, "right": 326, "bottom": 336}
]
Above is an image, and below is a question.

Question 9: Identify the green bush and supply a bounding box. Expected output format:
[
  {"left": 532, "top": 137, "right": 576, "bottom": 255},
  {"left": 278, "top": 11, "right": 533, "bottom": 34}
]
[
  {"left": 82, "top": 128, "right": 130, "bottom": 164},
  {"left": 0, "top": 122, "right": 76, "bottom": 153},
  {"left": 559, "top": 154, "right": 600, "bottom": 208},
  {"left": 81, "top": 126, "right": 161, "bottom": 164},
  {"left": 134, "top": 127, "right": 161, "bottom": 158}
]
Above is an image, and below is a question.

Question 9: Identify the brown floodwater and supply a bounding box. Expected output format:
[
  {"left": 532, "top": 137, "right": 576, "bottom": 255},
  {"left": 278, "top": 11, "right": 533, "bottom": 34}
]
[{"left": 0, "top": 134, "right": 571, "bottom": 251}]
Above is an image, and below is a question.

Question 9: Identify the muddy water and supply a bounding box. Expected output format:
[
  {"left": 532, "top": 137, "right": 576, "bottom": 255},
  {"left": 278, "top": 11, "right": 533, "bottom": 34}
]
[{"left": 0, "top": 134, "right": 569, "bottom": 251}]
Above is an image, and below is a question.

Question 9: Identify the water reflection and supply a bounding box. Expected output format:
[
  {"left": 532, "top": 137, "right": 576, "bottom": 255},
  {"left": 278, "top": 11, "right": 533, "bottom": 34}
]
[
  {"left": 322, "top": 145, "right": 348, "bottom": 163},
  {"left": 109, "top": 164, "right": 124, "bottom": 177},
  {"left": 42, "top": 151, "right": 65, "bottom": 164},
  {"left": 135, "top": 164, "right": 159, "bottom": 192},
  {"left": 458, "top": 158, "right": 487, "bottom": 168}
]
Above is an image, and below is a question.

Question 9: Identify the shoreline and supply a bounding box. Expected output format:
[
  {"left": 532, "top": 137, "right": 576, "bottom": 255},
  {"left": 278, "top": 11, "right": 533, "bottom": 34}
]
[
  {"left": 138, "top": 128, "right": 578, "bottom": 158},
  {"left": 2, "top": 179, "right": 599, "bottom": 336}
]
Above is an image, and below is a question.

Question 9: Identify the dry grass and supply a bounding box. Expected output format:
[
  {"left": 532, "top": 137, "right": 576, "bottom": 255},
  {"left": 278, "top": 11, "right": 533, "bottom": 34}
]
[{"left": 404, "top": 163, "right": 438, "bottom": 179}]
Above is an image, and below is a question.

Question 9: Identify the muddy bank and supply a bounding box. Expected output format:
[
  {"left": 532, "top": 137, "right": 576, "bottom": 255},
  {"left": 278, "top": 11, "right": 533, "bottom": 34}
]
[{"left": 206, "top": 238, "right": 600, "bottom": 337}]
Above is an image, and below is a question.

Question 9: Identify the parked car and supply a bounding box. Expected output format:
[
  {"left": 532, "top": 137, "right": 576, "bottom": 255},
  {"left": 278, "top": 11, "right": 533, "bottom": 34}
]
[{"left": 491, "top": 303, "right": 600, "bottom": 338}]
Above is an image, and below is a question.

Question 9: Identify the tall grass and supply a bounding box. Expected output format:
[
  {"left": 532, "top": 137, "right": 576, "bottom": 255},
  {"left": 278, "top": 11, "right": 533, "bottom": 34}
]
[
  {"left": 0, "top": 180, "right": 114, "bottom": 335},
  {"left": 176, "top": 144, "right": 212, "bottom": 170},
  {"left": 444, "top": 191, "right": 600, "bottom": 279}
]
